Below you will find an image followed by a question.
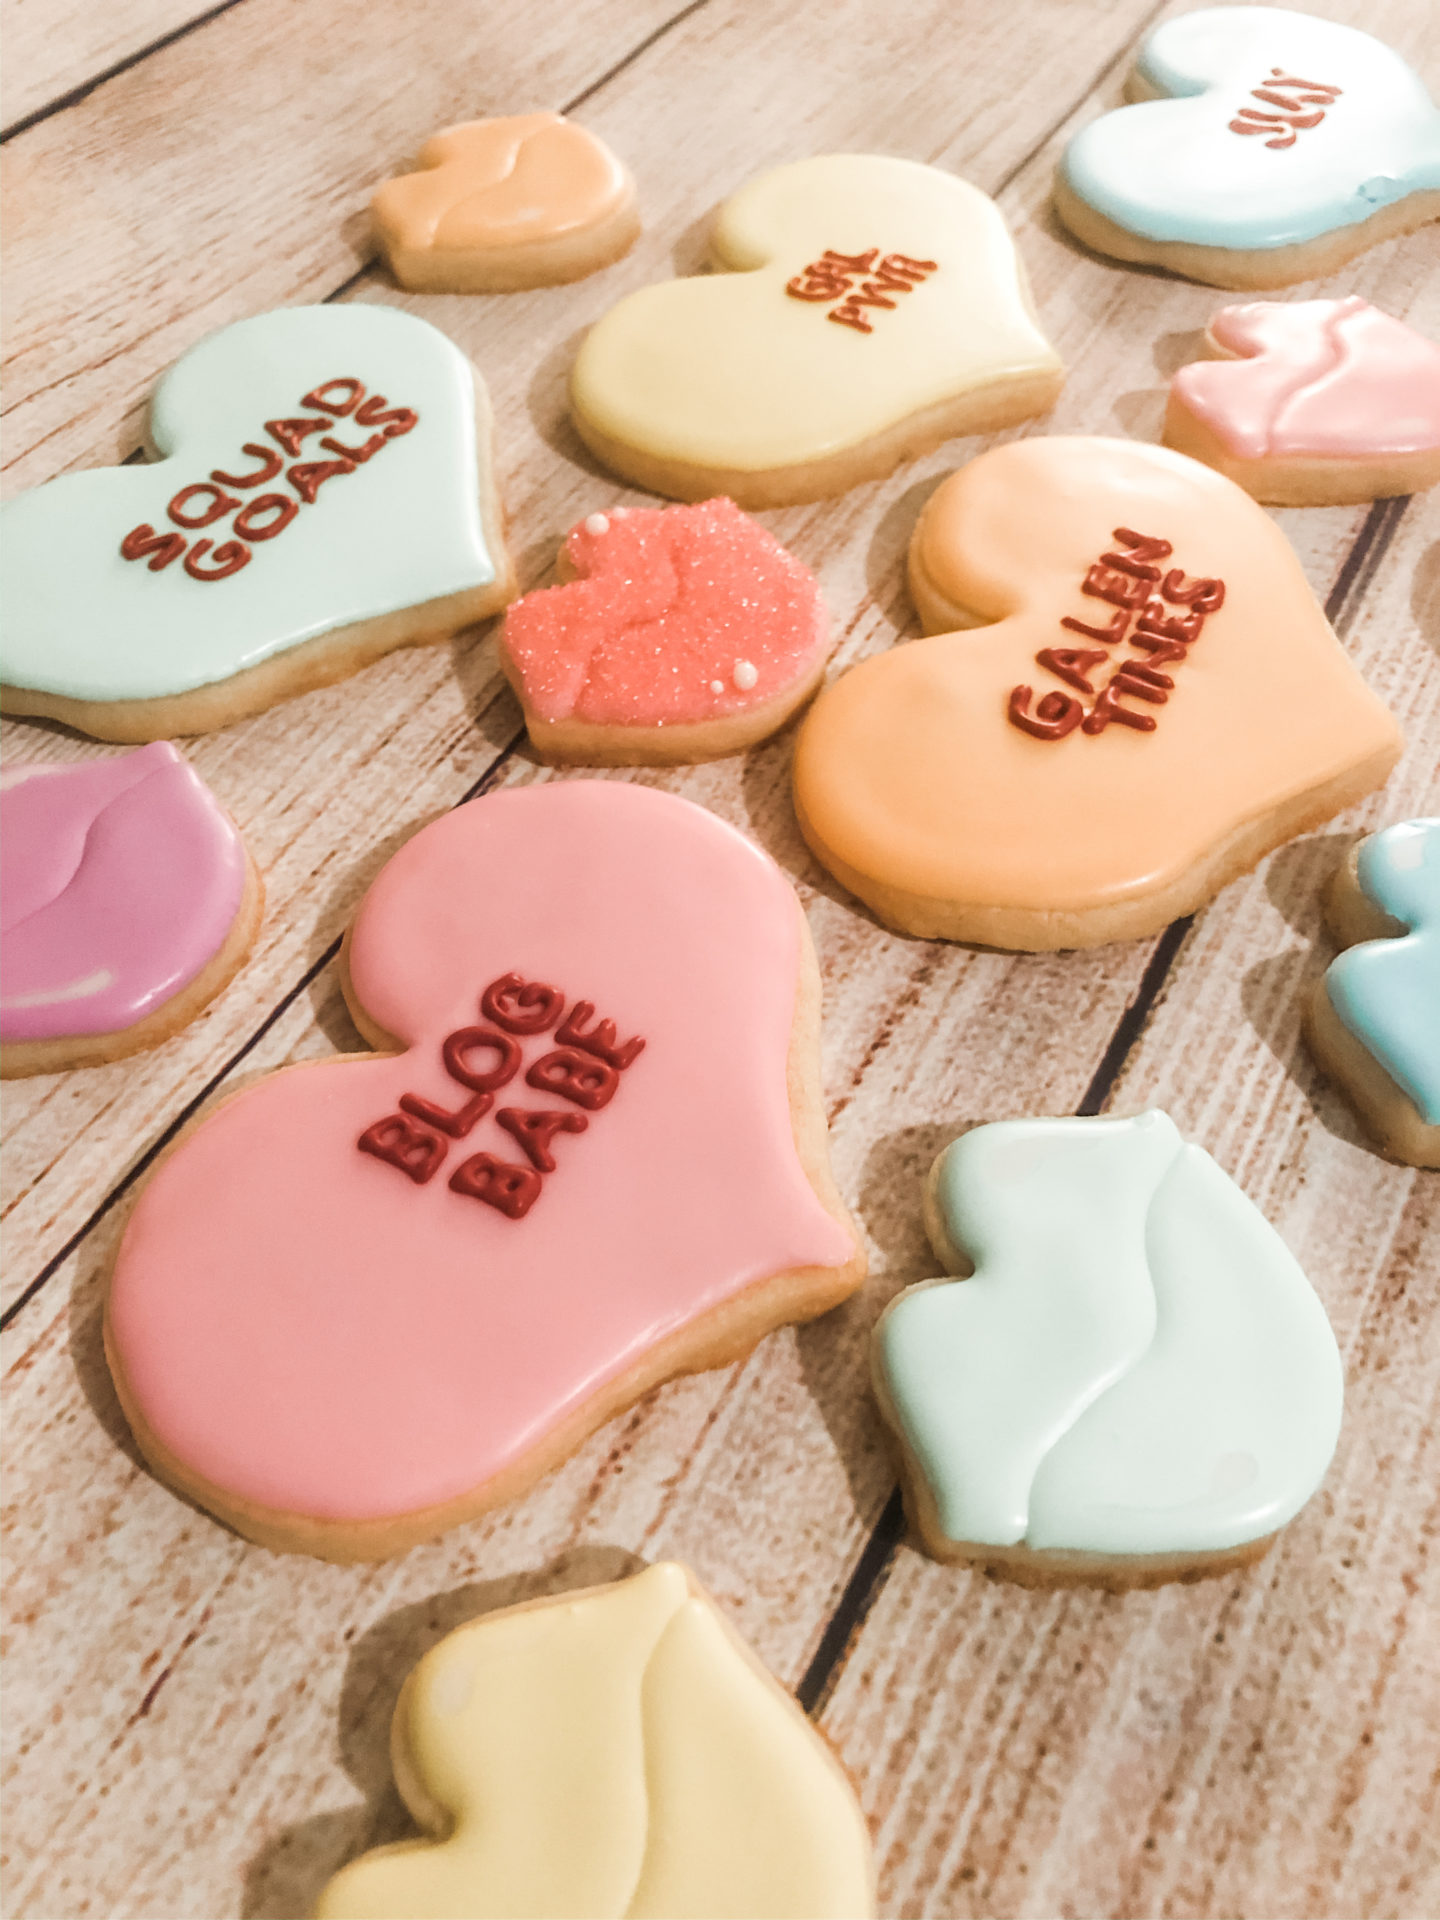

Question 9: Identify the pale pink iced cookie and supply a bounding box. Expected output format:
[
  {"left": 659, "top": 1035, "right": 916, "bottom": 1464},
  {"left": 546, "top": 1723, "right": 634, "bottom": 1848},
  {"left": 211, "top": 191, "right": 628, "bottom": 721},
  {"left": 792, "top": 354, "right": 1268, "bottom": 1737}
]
[
  {"left": 372, "top": 112, "right": 640, "bottom": 292},
  {"left": 104, "top": 781, "right": 864, "bottom": 1560},
  {"left": 1, "top": 744, "right": 262, "bottom": 1078},
  {"left": 1165, "top": 298, "right": 1440, "bottom": 505},
  {"left": 497, "top": 498, "right": 830, "bottom": 765}
]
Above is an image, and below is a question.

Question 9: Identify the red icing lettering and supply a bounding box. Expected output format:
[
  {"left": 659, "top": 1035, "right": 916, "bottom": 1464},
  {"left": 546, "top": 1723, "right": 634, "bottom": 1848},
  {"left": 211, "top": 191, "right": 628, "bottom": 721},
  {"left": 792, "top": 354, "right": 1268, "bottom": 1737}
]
[
  {"left": 1035, "top": 646, "right": 1108, "bottom": 695},
  {"left": 480, "top": 974, "right": 565, "bottom": 1036},
  {"left": 449, "top": 1153, "right": 541, "bottom": 1219},
  {"left": 320, "top": 431, "right": 387, "bottom": 465},
  {"left": 1081, "top": 562, "right": 1152, "bottom": 611},
  {"left": 266, "top": 415, "right": 335, "bottom": 458},
  {"left": 1229, "top": 71, "right": 1341, "bottom": 147},
  {"left": 287, "top": 457, "right": 355, "bottom": 504},
  {"left": 526, "top": 1048, "right": 620, "bottom": 1110},
  {"left": 1129, "top": 634, "right": 1189, "bottom": 668},
  {"left": 1008, "top": 685, "right": 1083, "bottom": 740},
  {"left": 1105, "top": 529, "right": 1173, "bottom": 576},
  {"left": 168, "top": 482, "right": 240, "bottom": 530},
  {"left": 211, "top": 445, "right": 283, "bottom": 489},
  {"left": 399, "top": 1088, "right": 492, "bottom": 1140},
  {"left": 1136, "top": 599, "right": 1204, "bottom": 645},
  {"left": 496, "top": 1107, "right": 588, "bottom": 1172},
  {"left": 1060, "top": 609, "right": 1131, "bottom": 645},
  {"left": 301, "top": 378, "right": 365, "bottom": 416},
  {"left": 1110, "top": 661, "right": 1172, "bottom": 701},
  {"left": 828, "top": 303, "right": 876, "bottom": 334},
  {"left": 358, "top": 1114, "right": 446, "bottom": 1184},
  {"left": 556, "top": 1002, "right": 645, "bottom": 1071},
  {"left": 354, "top": 396, "right": 417, "bottom": 437},
  {"left": 879, "top": 253, "right": 938, "bottom": 279},
  {"left": 183, "top": 539, "right": 251, "bottom": 581},
  {"left": 233, "top": 492, "right": 298, "bottom": 542},
  {"left": 442, "top": 1027, "right": 522, "bottom": 1092},
  {"left": 1161, "top": 570, "right": 1225, "bottom": 612},
  {"left": 120, "top": 524, "right": 186, "bottom": 571},
  {"left": 1082, "top": 681, "right": 1158, "bottom": 734},
  {"left": 786, "top": 249, "right": 878, "bottom": 301}
]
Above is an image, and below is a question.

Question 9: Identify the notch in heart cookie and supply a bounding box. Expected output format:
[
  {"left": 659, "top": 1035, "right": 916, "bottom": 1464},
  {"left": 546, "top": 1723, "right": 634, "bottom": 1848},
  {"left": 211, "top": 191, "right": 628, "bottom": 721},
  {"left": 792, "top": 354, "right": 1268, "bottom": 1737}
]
[
  {"left": 1164, "top": 298, "right": 1440, "bottom": 505},
  {"left": 0, "top": 305, "right": 515, "bottom": 742},
  {"left": 875, "top": 1113, "right": 1344, "bottom": 1588},
  {"left": 792, "top": 437, "right": 1401, "bottom": 949},
  {"left": 372, "top": 112, "right": 640, "bottom": 291},
  {"left": 497, "top": 498, "right": 830, "bottom": 764},
  {"left": 104, "top": 781, "right": 864, "bottom": 1560},
  {"left": 570, "top": 154, "right": 1063, "bottom": 508},
  {"left": 1055, "top": 7, "right": 1440, "bottom": 288}
]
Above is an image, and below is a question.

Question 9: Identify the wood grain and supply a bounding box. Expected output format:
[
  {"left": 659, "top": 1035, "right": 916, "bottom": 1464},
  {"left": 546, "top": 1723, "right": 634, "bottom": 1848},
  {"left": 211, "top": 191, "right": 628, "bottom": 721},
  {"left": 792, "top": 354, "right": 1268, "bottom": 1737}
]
[
  {"left": 0, "top": 0, "right": 232, "bottom": 134},
  {"left": 2, "top": 0, "right": 1437, "bottom": 1914}
]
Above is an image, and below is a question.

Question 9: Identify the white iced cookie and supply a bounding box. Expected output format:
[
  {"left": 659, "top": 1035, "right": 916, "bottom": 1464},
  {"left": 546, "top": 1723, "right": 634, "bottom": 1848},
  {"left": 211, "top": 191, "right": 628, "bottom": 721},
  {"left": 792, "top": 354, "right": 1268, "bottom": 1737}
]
[
  {"left": 315, "top": 1562, "right": 876, "bottom": 1919},
  {"left": 571, "top": 153, "right": 1063, "bottom": 507},
  {"left": 874, "top": 1112, "right": 1343, "bottom": 1589},
  {"left": 0, "top": 305, "right": 515, "bottom": 742}
]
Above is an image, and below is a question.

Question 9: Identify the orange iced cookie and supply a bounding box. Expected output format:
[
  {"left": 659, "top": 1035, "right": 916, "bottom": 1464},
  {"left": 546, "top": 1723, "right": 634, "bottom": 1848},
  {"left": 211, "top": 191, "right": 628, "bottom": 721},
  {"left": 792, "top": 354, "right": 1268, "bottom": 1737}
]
[
  {"left": 372, "top": 112, "right": 640, "bottom": 292},
  {"left": 793, "top": 437, "right": 1401, "bottom": 950}
]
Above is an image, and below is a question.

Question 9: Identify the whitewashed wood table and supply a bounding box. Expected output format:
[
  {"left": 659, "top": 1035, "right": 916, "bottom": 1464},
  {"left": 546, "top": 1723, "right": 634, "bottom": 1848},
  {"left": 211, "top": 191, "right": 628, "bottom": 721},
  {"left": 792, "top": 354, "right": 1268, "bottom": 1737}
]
[{"left": 3, "top": 1, "right": 1438, "bottom": 1914}]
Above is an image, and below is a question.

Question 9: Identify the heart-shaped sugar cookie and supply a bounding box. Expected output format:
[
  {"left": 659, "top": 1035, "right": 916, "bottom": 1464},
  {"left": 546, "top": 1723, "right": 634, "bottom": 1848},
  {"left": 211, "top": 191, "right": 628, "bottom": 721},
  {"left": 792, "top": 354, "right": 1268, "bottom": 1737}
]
[
  {"left": 105, "top": 781, "right": 863, "bottom": 1559},
  {"left": 571, "top": 154, "right": 1063, "bottom": 507},
  {"left": 0, "top": 305, "right": 514, "bottom": 741},
  {"left": 792, "top": 437, "right": 1401, "bottom": 949},
  {"left": 1056, "top": 7, "right": 1440, "bottom": 287},
  {"left": 372, "top": 112, "right": 640, "bottom": 291}
]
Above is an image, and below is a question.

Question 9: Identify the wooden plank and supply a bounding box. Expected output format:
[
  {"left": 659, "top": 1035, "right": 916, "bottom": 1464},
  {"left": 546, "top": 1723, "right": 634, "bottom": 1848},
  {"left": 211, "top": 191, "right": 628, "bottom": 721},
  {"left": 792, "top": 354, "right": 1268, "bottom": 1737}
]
[
  {"left": 0, "top": 0, "right": 230, "bottom": 135},
  {"left": 817, "top": 504, "right": 1440, "bottom": 1920}
]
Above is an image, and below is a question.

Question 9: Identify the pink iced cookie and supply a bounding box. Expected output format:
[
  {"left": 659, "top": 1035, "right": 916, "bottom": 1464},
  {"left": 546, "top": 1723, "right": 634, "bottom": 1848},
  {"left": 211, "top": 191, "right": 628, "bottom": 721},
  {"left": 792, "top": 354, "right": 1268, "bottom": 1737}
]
[
  {"left": 1, "top": 743, "right": 262, "bottom": 1078},
  {"left": 497, "top": 497, "right": 830, "bottom": 764},
  {"left": 104, "top": 781, "right": 863, "bottom": 1560},
  {"left": 1164, "top": 297, "right": 1440, "bottom": 504}
]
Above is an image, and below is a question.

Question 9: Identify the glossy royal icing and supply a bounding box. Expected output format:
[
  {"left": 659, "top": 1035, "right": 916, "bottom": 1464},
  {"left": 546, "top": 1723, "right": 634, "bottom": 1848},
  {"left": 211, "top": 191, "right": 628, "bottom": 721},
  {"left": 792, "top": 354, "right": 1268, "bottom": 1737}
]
[
  {"left": 498, "top": 498, "right": 828, "bottom": 728},
  {"left": 0, "top": 305, "right": 501, "bottom": 709},
  {"left": 1324, "top": 819, "right": 1440, "bottom": 1125},
  {"left": 105, "top": 782, "right": 859, "bottom": 1548},
  {"left": 571, "top": 153, "right": 1062, "bottom": 493},
  {"left": 791, "top": 437, "right": 1401, "bottom": 947},
  {"left": 876, "top": 1113, "right": 1343, "bottom": 1559},
  {"left": 1169, "top": 298, "right": 1440, "bottom": 461},
  {"left": 315, "top": 1563, "right": 876, "bottom": 1920},
  {"left": 1060, "top": 8, "right": 1440, "bottom": 253},
  {"left": 0, "top": 745, "right": 247, "bottom": 1043}
]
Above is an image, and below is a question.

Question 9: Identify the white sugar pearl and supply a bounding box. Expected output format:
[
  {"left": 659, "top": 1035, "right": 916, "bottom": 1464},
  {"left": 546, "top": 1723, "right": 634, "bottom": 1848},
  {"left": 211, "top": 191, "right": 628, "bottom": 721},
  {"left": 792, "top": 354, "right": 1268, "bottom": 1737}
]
[
  {"left": 583, "top": 513, "right": 609, "bottom": 536},
  {"left": 709, "top": 679, "right": 725, "bottom": 694},
  {"left": 732, "top": 659, "right": 758, "bottom": 691}
]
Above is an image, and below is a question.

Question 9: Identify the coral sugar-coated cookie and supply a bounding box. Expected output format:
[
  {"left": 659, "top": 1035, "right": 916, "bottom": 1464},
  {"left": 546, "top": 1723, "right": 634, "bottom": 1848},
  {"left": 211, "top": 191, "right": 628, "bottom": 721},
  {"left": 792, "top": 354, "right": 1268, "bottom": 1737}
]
[
  {"left": 1, "top": 745, "right": 262, "bottom": 1078},
  {"left": 1306, "top": 819, "right": 1440, "bottom": 1168},
  {"left": 570, "top": 154, "right": 1063, "bottom": 508},
  {"left": 371, "top": 112, "right": 640, "bottom": 291},
  {"left": 874, "top": 1113, "right": 1344, "bottom": 1590},
  {"left": 0, "top": 305, "right": 515, "bottom": 742},
  {"left": 792, "top": 437, "right": 1401, "bottom": 949},
  {"left": 104, "top": 782, "right": 864, "bottom": 1560},
  {"left": 1055, "top": 8, "right": 1440, "bottom": 288},
  {"left": 497, "top": 498, "right": 830, "bottom": 764},
  {"left": 1165, "top": 298, "right": 1440, "bottom": 505},
  {"left": 315, "top": 1562, "right": 876, "bottom": 1920}
]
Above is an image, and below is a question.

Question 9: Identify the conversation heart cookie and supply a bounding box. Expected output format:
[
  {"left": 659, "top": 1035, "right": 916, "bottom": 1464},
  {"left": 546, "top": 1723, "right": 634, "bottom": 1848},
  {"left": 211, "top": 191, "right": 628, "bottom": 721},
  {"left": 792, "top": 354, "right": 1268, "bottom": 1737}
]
[
  {"left": 1, "top": 744, "right": 262, "bottom": 1078},
  {"left": 372, "top": 112, "right": 640, "bottom": 291},
  {"left": 315, "top": 1562, "right": 876, "bottom": 1920},
  {"left": 1165, "top": 298, "right": 1440, "bottom": 505},
  {"left": 104, "top": 781, "right": 864, "bottom": 1560},
  {"left": 570, "top": 154, "right": 1063, "bottom": 508},
  {"left": 0, "top": 305, "right": 515, "bottom": 742},
  {"left": 1055, "top": 8, "right": 1440, "bottom": 288},
  {"left": 792, "top": 437, "right": 1401, "bottom": 949},
  {"left": 1306, "top": 819, "right": 1440, "bottom": 1168},
  {"left": 874, "top": 1113, "right": 1344, "bottom": 1589},
  {"left": 497, "top": 498, "right": 829, "bottom": 764}
]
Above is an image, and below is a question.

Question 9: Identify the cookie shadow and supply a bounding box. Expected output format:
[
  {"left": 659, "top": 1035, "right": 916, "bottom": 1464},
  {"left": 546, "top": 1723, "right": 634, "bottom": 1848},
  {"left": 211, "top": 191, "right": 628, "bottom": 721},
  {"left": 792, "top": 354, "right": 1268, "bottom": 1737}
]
[
  {"left": 239, "top": 1543, "right": 647, "bottom": 1920},
  {"left": 1412, "top": 538, "right": 1440, "bottom": 653},
  {"left": 524, "top": 325, "right": 627, "bottom": 482},
  {"left": 67, "top": 1212, "right": 150, "bottom": 1477},
  {"left": 863, "top": 474, "right": 945, "bottom": 638},
  {"left": 736, "top": 724, "right": 868, "bottom": 916}
]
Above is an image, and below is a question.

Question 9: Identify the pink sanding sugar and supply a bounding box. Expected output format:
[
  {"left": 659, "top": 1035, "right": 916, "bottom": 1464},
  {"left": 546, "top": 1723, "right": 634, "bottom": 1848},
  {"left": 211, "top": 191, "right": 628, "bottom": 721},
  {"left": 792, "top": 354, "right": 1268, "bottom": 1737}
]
[{"left": 500, "top": 497, "right": 828, "bottom": 726}]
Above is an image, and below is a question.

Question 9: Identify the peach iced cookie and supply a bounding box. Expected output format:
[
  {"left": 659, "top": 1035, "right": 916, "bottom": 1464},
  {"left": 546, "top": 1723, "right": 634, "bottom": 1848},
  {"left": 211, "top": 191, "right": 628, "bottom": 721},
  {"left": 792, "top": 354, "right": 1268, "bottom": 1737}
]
[
  {"left": 874, "top": 1113, "right": 1344, "bottom": 1590},
  {"left": 1165, "top": 297, "right": 1440, "bottom": 505},
  {"left": 497, "top": 498, "right": 830, "bottom": 764},
  {"left": 1306, "top": 819, "right": 1440, "bottom": 1168},
  {"left": 316, "top": 1563, "right": 876, "bottom": 1920},
  {"left": 1055, "top": 7, "right": 1440, "bottom": 289},
  {"left": 0, "top": 305, "right": 515, "bottom": 742},
  {"left": 570, "top": 153, "right": 1063, "bottom": 508},
  {"left": 1, "top": 744, "right": 262, "bottom": 1078},
  {"left": 372, "top": 112, "right": 639, "bottom": 291},
  {"left": 104, "top": 781, "right": 864, "bottom": 1560},
  {"left": 792, "top": 437, "right": 1401, "bottom": 949}
]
